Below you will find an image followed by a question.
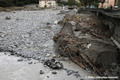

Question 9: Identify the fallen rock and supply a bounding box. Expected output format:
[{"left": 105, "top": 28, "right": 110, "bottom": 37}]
[
  {"left": 0, "top": 32, "right": 7, "bottom": 38},
  {"left": 47, "top": 76, "right": 49, "bottom": 78},
  {"left": 65, "top": 69, "right": 81, "bottom": 78},
  {"left": 54, "top": 20, "right": 58, "bottom": 25},
  {"left": 46, "top": 22, "right": 51, "bottom": 25},
  {"left": 53, "top": 55, "right": 56, "bottom": 58},
  {"left": 5, "top": 16, "right": 11, "bottom": 20},
  {"left": 51, "top": 71, "right": 57, "bottom": 74},
  {"left": 17, "top": 58, "right": 23, "bottom": 62},
  {"left": 39, "top": 70, "right": 44, "bottom": 74},
  {"left": 44, "top": 59, "right": 63, "bottom": 69},
  {"left": 45, "top": 54, "right": 51, "bottom": 57},
  {"left": 28, "top": 62, "right": 33, "bottom": 64}
]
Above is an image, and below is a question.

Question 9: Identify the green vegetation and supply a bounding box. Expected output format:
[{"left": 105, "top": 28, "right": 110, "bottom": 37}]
[
  {"left": 0, "top": 0, "right": 39, "bottom": 7},
  {"left": 58, "top": 0, "right": 79, "bottom": 6},
  {"left": 57, "top": 0, "right": 100, "bottom": 7},
  {"left": 68, "top": 0, "right": 76, "bottom": 6},
  {"left": 79, "top": 0, "right": 100, "bottom": 7},
  {"left": 56, "top": 0, "right": 60, "bottom": 3},
  {"left": 58, "top": 1, "right": 68, "bottom": 6}
]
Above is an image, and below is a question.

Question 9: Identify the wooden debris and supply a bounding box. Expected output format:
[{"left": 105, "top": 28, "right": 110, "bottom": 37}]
[{"left": 53, "top": 14, "right": 114, "bottom": 76}]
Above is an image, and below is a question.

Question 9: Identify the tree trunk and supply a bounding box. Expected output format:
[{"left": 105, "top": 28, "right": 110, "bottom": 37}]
[{"left": 102, "top": 3, "right": 103, "bottom": 8}]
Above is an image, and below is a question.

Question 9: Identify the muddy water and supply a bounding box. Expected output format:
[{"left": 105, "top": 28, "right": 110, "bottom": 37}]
[{"left": 0, "top": 52, "right": 95, "bottom": 80}]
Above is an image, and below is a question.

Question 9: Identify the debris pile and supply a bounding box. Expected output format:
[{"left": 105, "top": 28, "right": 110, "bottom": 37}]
[
  {"left": 59, "top": 14, "right": 111, "bottom": 39},
  {"left": 54, "top": 32, "right": 104, "bottom": 76},
  {"left": 53, "top": 14, "right": 119, "bottom": 76}
]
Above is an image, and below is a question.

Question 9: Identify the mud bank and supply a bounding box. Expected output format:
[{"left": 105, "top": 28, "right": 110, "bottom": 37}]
[{"left": 53, "top": 13, "right": 119, "bottom": 76}]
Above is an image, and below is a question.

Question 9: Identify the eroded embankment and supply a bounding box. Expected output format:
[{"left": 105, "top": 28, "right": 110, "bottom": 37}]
[{"left": 53, "top": 13, "right": 119, "bottom": 76}]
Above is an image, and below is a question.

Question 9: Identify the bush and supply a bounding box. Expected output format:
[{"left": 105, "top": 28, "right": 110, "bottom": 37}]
[
  {"left": 75, "top": 2, "right": 81, "bottom": 7},
  {"left": 0, "top": 0, "right": 14, "bottom": 7},
  {"left": 58, "top": 1, "right": 68, "bottom": 6},
  {"left": 56, "top": 0, "right": 60, "bottom": 3},
  {"left": 68, "top": 0, "right": 76, "bottom": 6}
]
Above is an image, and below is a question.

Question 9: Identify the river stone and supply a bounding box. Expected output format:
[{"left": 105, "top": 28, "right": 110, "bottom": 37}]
[
  {"left": 17, "top": 58, "right": 23, "bottom": 62},
  {"left": 51, "top": 71, "right": 57, "bottom": 74},
  {"left": 39, "top": 70, "right": 44, "bottom": 74}
]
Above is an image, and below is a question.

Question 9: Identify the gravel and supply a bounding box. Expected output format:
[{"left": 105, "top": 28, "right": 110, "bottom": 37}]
[{"left": 0, "top": 9, "right": 65, "bottom": 59}]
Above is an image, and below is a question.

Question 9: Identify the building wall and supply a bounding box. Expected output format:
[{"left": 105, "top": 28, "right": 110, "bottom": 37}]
[
  {"left": 99, "top": 0, "right": 115, "bottom": 8},
  {"left": 39, "top": 1, "right": 56, "bottom": 7}
]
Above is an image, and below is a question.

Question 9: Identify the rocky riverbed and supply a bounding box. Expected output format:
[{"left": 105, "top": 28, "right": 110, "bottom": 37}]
[
  {"left": 0, "top": 8, "right": 95, "bottom": 80},
  {"left": 0, "top": 9, "right": 63, "bottom": 59}
]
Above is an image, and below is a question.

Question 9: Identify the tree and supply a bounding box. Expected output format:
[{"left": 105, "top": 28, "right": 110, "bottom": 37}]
[
  {"left": 68, "top": 0, "right": 76, "bottom": 6},
  {"left": 56, "top": 0, "right": 60, "bottom": 3},
  {"left": 0, "top": 0, "right": 14, "bottom": 7},
  {"left": 0, "top": 0, "right": 39, "bottom": 7},
  {"left": 79, "top": 0, "right": 93, "bottom": 7},
  {"left": 92, "top": 0, "right": 99, "bottom": 8},
  {"left": 79, "top": 0, "right": 86, "bottom": 6},
  {"left": 79, "top": 0, "right": 100, "bottom": 7}
]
